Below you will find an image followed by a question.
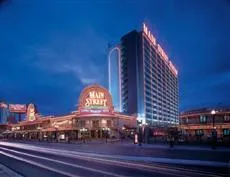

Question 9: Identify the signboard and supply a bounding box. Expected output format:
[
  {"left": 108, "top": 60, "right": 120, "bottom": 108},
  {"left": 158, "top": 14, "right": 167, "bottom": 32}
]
[
  {"left": 78, "top": 84, "right": 114, "bottom": 114},
  {"left": 143, "top": 23, "right": 178, "bottom": 76},
  {"left": 9, "top": 104, "right": 27, "bottom": 113},
  {"left": 26, "top": 103, "right": 36, "bottom": 121},
  {"left": 0, "top": 103, "right": 8, "bottom": 108}
]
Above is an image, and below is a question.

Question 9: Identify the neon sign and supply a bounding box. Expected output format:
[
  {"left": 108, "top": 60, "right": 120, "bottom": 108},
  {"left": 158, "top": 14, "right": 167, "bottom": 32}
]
[
  {"left": 143, "top": 23, "right": 156, "bottom": 45},
  {"left": 143, "top": 23, "right": 178, "bottom": 76},
  {"left": 78, "top": 84, "right": 114, "bottom": 114},
  {"left": 27, "top": 103, "right": 36, "bottom": 121},
  {"left": 85, "top": 91, "right": 107, "bottom": 108}
]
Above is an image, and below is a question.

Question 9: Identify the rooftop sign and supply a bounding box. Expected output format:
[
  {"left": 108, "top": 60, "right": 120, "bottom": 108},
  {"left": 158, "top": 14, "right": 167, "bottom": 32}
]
[
  {"left": 143, "top": 23, "right": 178, "bottom": 76},
  {"left": 26, "top": 103, "right": 37, "bottom": 121},
  {"left": 78, "top": 84, "right": 114, "bottom": 115},
  {"left": 9, "top": 104, "right": 27, "bottom": 113}
]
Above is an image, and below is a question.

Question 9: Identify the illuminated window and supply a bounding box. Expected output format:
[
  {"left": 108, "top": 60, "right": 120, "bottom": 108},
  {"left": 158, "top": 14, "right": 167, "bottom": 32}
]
[
  {"left": 223, "top": 129, "right": 230, "bottom": 136},
  {"left": 92, "top": 120, "right": 99, "bottom": 128},
  {"left": 107, "top": 120, "right": 112, "bottom": 127},
  {"left": 224, "top": 115, "right": 230, "bottom": 122},
  {"left": 200, "top": 115, "right": 207, "bottom": 123},
  {"left": 79, "top": 120, "right": 85, "bottom": 127},
  {"left": 195, "top": 129, "right": 204, "bottom": 136}
]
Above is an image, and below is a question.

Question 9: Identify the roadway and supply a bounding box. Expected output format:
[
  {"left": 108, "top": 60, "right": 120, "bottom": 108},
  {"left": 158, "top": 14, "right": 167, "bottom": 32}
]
[{"left": 0, "top": 141, "right": 229, "bottom": 177}]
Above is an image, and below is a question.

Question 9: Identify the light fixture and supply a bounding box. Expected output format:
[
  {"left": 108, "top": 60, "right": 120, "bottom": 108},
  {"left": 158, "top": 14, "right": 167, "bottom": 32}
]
[{"left": 211, "top": 110, "right": 216, "bottom": 115}]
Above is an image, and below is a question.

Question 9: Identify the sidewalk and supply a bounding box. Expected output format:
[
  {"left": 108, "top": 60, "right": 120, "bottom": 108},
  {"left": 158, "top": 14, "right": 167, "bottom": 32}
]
[
  {"left": 3, "top": 139, "right": 230, "bottom": 152},
  {"left": 0, "top": 164, "right": 22, "bottom": 177},
  {"left": 121, "top": 143, "right": 230, "bottom": 152}
]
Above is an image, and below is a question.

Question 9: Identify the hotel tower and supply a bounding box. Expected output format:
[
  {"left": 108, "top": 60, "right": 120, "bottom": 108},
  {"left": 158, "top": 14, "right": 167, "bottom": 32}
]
[{"left": 108, "top": 23, "right": 179, "bottom": 127}]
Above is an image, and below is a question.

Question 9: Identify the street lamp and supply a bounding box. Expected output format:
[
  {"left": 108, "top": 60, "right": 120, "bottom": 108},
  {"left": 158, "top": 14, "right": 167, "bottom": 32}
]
[
  {"left": 102, "top": 127, "right": 110, "bottom": 143},
  {"left": 211, "top": 110, "right": 217, "bottom": 149},
  {"left": 37, "top": 126, "right": 41, "bottom": 141},
  {"left": 80, "top": 128, "right": 87, "bottom": 143},
  {"left": 54, "top": 125, "right": 59, "bottom": 142},
  {"left": 211, "top": 110, "right": 216, "bottom": 129}
]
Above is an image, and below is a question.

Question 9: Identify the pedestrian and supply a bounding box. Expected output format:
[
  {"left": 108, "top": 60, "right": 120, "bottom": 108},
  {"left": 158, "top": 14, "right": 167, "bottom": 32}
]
[{"left": 169, "top": 136, "right": 174, "bottom": 148}]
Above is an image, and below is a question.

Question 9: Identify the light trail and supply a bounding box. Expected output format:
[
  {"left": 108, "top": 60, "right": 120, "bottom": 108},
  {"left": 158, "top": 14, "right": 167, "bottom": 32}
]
[
  {"left": 0, "top": 146, "right": 127, "bottom": 177},
  {"left": 0, "top": 142, "right": 225, "bottom": 177},
  {"left": 0, "top": 151, "right": 81, "bottom": 177},
  {"left": 0, "top": 141, "right": 228, "bottom": 168}
]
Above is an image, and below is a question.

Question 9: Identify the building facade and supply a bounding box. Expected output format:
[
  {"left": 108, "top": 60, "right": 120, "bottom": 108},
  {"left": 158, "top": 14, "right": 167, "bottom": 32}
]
[
  {"left": 0, "top": 102, "right": 9, "bottom": 124},
  {"left": 1, "top": 84, "right": 136, "bottom": 142},
  {"left": 180, "top": 108, "right": 230, "bottom": 143},
  {"left": 109, "top": 23, "right": 179, "bottom": 127}
]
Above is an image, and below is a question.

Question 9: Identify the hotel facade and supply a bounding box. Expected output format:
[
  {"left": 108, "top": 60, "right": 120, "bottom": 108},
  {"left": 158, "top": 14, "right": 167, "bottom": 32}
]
[
  {"left": 109, "top": 23, "right": 179, "bottom": 127},
  {"left": 1, "top": 84, "right": 136, "bottom": 141},
  {"left": 180, "top": 108, "right": 230, "bottom": 143}
]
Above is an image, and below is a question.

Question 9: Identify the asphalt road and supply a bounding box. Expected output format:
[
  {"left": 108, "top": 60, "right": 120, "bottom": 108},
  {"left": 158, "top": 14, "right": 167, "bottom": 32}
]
[{"left": 0, "top": 141, "right": 229, "bottom": 177}]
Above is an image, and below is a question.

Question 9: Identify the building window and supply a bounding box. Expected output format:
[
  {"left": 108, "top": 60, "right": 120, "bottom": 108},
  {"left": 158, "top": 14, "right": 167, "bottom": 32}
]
[
  {"left": 107, "top": 120, "right": 112, "bottom": 127},
  {"left": 223, "top": 129, "right": 230, "bottom": 136},
  {"left": 79, "top": 120, "right": 85, "bottom": 127},
  {"left": 92, "top": 120, "right": 99, "bottom": 128},
  {"left": 200, "top": 115, "right": 207, "bottom": 123},
  {"left": 195, "top": 129, "right": 204, "bottom": 136},
  {"left": 224, "top": 115, "right": 230, "bottom": 122}
]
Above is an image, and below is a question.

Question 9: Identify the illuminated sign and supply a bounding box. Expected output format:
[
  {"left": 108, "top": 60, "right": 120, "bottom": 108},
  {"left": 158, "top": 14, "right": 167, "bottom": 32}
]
[
  {"left": 143, "top": 23, "right": 156, "bottom": 45},
  {"left": 0, "top": 103, "right": 8, "bottom": 109},
  {"left": 26, "top": 104, "right": 36, "bottom": 121},
  {"left": 85, "top": 91, "right": 107, "bottom": 108},
  {"left": 143, "top": 23, "right": 178, "bottom": 76},
  {"left": 78, "top": 84, "right": 114, "bottom": 114},
  {"left": 9, "top": 104, "right": 27, "bottom": 113}
]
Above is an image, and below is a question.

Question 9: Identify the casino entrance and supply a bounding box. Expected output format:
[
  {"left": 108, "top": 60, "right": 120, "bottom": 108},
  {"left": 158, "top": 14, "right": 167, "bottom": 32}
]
[
  {"left": 3, "top": 84, "right": 137, "bottom": 142},
  {"left": 90, "top": 130, "right": 102, "bottom": 138}
]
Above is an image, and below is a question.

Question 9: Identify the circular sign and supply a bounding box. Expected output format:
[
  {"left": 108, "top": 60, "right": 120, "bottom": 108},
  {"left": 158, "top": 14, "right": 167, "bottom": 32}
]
[{"left": 78, "top": 84, "right": 114, "bottom": 114}]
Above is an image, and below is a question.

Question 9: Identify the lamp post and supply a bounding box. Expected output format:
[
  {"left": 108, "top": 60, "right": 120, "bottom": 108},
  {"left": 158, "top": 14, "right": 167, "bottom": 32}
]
[
  {"left": 211, "top": 110, "right": 217, "bottom": 149},
  {"left": 211, "top": 110, "right": 216, "bottom": 129},
  {"left": 137, "top": 124, "right": 143, "bottom": 146},
  {"left": 80, "top": 128, "right": 87, "bottom": 143},
  {"left": 37, "top": 126, "right": 41, "bottom": 141},
  {"left": 102, "top": 127, "right": 109, "bottom": 143}
]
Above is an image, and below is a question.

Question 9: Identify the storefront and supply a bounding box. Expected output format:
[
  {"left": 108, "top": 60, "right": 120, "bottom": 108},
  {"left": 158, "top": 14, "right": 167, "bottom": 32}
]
[{"left": 2, "top": 84, "right": 136, "bottom": 142}]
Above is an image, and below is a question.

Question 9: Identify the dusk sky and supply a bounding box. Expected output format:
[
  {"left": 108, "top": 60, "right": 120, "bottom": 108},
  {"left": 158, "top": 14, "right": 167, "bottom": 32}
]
[{"left": 0, "top": 0, "right": 230, "bottom": 115}]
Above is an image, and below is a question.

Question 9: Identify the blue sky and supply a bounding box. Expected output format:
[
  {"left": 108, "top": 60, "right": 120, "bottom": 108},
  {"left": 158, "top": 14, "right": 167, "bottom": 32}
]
[{"left": 0, "top": 0, "right": 230, "bottom": 115}]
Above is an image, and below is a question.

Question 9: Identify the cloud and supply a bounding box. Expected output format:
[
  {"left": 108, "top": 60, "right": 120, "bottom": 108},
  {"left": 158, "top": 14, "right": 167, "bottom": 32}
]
[{"left": 24, "top": 26, "right": 108, "bottom": 86}]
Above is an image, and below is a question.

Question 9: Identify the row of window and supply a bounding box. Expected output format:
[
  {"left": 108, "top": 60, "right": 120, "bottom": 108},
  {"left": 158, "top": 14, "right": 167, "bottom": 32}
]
[
  {"left": 79, "top": 120, "right": 112, "bottom": 127},
  {"left": 195, "top": 129, "right": 230, "bottom": 136},
  {"left": 145, "top": 83, "right": 178, "bottom": 95},
  {"left": 144, "top": 74, "right": 177, "bottom": 92},
  {"left": 144, "top": 77, "right": 178, "bottom": 92},
  {"left": 143, "top": 64, "right": 177, "bottom": 80},
  {"left": 144, "top": 63, "right": 177, "bottom": 82},
  {"left": 182, "top": 115, "right": 230, "bottom": 124},
  {"left": 143, "top": 48, "right": 177, "bottom": 79},
  {"left": 144, "top": 57, "right": 177, "bottom": 80},
  {"left": 145, "top": 92, "right": 178, "bottom": 103},
  {"left": 145, "top": 102, "right": 178, "bottom": 112},
  {"left": 145, "top": 113, "right": 178, "bottom": 121}
]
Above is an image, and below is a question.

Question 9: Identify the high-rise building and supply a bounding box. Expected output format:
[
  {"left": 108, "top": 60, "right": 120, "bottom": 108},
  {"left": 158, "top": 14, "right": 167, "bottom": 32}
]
[
  {"left": 109, "top": 23, "right": 179, "bottom": 127},
  {"left": 0, "top": 102, "right": 9, "bottom": 124},
  {"left": 108, "top": 45, "right": 122, "bottom": 112}
]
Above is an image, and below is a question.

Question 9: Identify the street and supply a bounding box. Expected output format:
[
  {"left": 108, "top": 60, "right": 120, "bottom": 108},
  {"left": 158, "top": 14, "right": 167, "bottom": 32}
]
[{"left": 0, "top": 141, "right": 229, "bottom": 177}]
